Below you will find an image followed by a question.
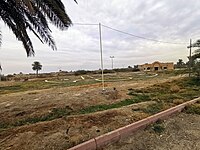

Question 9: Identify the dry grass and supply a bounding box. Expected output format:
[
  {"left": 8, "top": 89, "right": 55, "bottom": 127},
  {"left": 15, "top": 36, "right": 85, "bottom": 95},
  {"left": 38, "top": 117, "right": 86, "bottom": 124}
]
[
  {"left": 0, "top": 72, "right": 200, "bottom": 150},
  {"left": 170, "top": 85, "right": 180, "bottom": 93}
]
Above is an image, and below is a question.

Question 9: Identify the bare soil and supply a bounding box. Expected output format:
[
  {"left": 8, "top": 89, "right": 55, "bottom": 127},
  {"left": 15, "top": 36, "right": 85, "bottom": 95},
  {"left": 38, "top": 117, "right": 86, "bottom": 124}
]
[
  {"left": 104, "top": 112, "right": 200, "bottom": 150},
  {"left": 0, "top": 72, "right": 198, "bottom": 150}
]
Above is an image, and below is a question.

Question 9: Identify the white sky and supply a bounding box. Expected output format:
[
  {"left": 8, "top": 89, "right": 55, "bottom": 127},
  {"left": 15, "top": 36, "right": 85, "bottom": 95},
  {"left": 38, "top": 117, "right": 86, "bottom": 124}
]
[{"left": 1, "top": 0, "right": 200, "bottom": 74}]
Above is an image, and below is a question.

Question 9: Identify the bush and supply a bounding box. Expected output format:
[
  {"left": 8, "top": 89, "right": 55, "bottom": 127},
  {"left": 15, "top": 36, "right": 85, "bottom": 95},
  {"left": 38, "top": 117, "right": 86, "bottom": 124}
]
[
  {"left": 103, "top": 69, "right": 115, "bottom": 74},
  {"left": 152, "top": 120, "right": 165, "bottom": 134},
  {"left": 7, "top": 74, "right": 14, "bottom": 78},
  {"left": 0, "top": 75, "right": 7, "bottom": 81},
  {"left": 142, "top": 102, "right": 164, "bottom": 114},
  {"left": 113, "top": 68, "right": 139, "bottom": 72},
  {"left": 74, "top": 70, "right": 90, "bottom": 76},
  {"left": 184, "top": 104, "right": 200, "bottom": 115},
  {"left": 170, "top": 85, "right": 180, "bottom": 93}
]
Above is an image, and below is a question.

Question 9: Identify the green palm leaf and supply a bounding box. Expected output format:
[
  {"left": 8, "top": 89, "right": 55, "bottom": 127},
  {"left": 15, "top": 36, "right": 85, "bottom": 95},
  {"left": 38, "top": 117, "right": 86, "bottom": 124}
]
[{"left": 0, "top": 0, "right": 75, "bottom": 56}]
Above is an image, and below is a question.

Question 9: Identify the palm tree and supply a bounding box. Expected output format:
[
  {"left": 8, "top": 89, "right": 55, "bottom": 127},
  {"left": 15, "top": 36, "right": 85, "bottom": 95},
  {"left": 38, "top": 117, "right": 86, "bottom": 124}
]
[
  {"left": 0, "top": 0, "right": 76, "bottom": 56},
  {"left": 192, "top": 49, "right": 200, "bottom": 60},
  {"left": 32, "top": 61, "right": 42, "bottom": 77},
  {"left": 189, "top": 39, "right": 200, "bottom": 78},
  {"left": 176, "top": 59, "right": 185, "bottom": 68}
]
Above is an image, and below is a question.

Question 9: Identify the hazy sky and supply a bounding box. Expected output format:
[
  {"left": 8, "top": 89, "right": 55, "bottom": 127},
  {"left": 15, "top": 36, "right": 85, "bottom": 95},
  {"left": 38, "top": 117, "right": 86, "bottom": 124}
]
[{"left": 1, "top": 0, "right": 200, "bottom": 74}]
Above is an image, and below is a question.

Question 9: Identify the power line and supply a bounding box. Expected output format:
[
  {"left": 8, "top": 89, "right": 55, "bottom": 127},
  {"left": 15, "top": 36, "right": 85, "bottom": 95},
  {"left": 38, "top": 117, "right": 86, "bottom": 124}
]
[
  {"left": 72, "top": 22, "right": 187, "bottom": 45},
  {"left": 101, "top": 24, "right": 187, "bottom": 45},
  {"left": 73, "top": 23, "right": 99, "bottom": 26}
]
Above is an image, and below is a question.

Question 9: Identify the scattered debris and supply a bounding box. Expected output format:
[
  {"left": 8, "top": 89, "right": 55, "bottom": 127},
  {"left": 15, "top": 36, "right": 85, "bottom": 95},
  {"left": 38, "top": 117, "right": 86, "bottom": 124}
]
[{"left": 63, "top": 79, "right": 69, "bottom": 81}]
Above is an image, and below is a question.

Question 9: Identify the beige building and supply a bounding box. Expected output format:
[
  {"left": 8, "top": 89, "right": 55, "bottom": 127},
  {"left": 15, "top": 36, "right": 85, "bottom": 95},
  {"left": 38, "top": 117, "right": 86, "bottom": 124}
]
[{"left": 138, "top": 61, "right": 174, "bottom": 71}]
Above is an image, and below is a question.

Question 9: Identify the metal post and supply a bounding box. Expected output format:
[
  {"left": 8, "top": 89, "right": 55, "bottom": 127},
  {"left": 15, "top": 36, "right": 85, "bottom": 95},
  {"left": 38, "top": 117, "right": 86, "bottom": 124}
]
[
  {"left": 189, "top": 39, "right": 192, "bottom": 77},
  {"left": 112, "top": 58, "right": 113, "bottom": 69},
  {"left": 99, "top": 23, "right": 105, "bottom": 90},
  {"left": 0, "top": 70, "right": 1, "bottom": 81},
  {"left": 110, "top": 56, "right": 114, "bottom": 69}
]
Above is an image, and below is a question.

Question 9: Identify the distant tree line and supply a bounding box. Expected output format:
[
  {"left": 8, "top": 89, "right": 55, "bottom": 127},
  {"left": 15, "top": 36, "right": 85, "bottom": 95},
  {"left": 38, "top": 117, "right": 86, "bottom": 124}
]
[{"left": 74, "top": 66, "right": 139, "bottom": 76}]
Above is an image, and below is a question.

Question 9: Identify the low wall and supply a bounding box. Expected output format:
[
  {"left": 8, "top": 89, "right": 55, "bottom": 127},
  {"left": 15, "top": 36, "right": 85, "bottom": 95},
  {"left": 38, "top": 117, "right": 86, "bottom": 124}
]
[{"left": 68, "top": 97, "right": 200, "bottom": 150}]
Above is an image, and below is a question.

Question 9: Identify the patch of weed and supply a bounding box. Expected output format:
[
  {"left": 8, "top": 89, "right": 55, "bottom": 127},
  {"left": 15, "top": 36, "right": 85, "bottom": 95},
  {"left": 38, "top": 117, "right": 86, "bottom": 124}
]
[
  {"left": 152, "top": 120, "right": 165, "bottom": 134},
  {"left": 184, "top": 104, "right": 200, "bottom": 115},
  {"left": 0, "top": 85, "right": 21, "bottom": 94},
  {"left": 0, "top": 106, "right": 72, "bottom": 130},
  {"left": 181, "top": 77, "right": 200, "bottom": 87},
  {"left": 0, "top": 80, "right": 99, "bottom": 95},
  {"left": 0, "top": 123, "right": 10, "bottom": 131},
  {"left": 159, "top": 94, "right": 183, "bottom": 103},
  {"left": 16, "top": 106, "right": 72, "bottom": 126},
  {"left": 128, "top": 77, "right": 200, "bottom": 111},
  {"left": 179, "top": 90, "right": 200, "bottom": 100},
  {"left": 142, "top": 102, "right": 164, "bottom": 114},
  {"left": 78, "top": 94, "right": 151, "bottom": 114}
]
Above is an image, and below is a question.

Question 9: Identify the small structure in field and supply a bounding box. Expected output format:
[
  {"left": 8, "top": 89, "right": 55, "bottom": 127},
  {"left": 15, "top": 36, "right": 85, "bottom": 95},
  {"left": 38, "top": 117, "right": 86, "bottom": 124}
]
[{"left": 138, "top": 61, "right": 174, "bottom": 71}]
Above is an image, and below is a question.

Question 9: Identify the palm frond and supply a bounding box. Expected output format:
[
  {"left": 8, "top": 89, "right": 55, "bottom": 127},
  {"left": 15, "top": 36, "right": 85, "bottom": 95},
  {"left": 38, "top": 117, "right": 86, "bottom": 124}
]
[
  {"left": 0, "top": 0, "right": 74, "bottom": 56},
  {"left": 0, "top": 30, "right": 2, "bottom": 46},
  {"left": 34, "top": 0, "right": 72, "bottom": 30},
  {"left": 0, "top": 0, "right": 34, "bottom": 56}
]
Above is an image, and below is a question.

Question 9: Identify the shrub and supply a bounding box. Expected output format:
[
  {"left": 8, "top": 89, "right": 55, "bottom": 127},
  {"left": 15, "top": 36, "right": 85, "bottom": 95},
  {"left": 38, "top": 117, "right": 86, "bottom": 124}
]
[
  {"left": 142, "top": 102, "right": 164, "bottom": 114},
  {"left": 74, "top": 70, "right": 91, "bottom": 76},
  {"left": 152, "top": 120, "right": 165, "bottom": 134},
  {"left": 0, "top": 75, "right": 7, "bottom": 81},
  {"left": 184, "top": 104, "right": 200, "bottom": 115},
  {"left": 170, "top": 85, "right": 180, "bottom": 93},
  {"left": 173, "top": 99, "right": 184, "bottom": 105}
]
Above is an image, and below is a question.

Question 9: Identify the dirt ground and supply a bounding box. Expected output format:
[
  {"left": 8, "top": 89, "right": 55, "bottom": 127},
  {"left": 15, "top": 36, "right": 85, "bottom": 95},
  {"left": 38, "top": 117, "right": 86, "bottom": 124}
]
[
  {"left": 0, "top": 72, "right": 197, "bottom": 150},
  {"left": 0, "top": 72, "right": 181, "bottom": 124},
  {"left": 104, "top": 112, "right": 200, "bottom": 150}
]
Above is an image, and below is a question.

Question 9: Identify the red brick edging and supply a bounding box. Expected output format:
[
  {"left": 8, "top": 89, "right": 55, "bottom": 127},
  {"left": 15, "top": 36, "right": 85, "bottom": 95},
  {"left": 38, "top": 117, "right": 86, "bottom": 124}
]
[{"left": 68, "top": 97, "right": 200, "bottom": 150}]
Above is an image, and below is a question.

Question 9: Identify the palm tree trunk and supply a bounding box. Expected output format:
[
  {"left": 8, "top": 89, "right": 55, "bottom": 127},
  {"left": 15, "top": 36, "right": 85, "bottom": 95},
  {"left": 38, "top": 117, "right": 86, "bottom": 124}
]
[{"left": 36, "top": 70, "right": 38, "bottom": 77}]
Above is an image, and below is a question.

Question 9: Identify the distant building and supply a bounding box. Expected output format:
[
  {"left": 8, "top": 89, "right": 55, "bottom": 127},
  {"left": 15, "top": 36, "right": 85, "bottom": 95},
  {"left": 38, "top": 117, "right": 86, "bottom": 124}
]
[{"left": 138, "top": 61, "right": 174, "bottom": 71}]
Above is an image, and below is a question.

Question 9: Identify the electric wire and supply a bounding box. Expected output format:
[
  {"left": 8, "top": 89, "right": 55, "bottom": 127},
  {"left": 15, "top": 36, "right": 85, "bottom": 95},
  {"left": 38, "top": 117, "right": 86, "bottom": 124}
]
[
  {"left": 101, "top": 24, "right": 187, "bottom": 45},
  {"left": 73, "top": 23, "right": 99, "bottom": 26},
  {"left": 72, "top": 22, "right": 188, "bottom": 45}
]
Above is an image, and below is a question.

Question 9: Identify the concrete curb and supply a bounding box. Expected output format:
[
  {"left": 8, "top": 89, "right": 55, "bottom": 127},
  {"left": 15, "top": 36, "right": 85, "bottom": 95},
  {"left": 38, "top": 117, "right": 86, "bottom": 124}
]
[{"left": 68, "top": 97, "right": 200, "bottom": 150}]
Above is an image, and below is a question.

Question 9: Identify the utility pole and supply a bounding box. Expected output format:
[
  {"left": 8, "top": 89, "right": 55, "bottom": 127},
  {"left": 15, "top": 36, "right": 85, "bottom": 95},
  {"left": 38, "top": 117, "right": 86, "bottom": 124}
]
[
  {"left": 110, "top": 56, "right": 114, "bottom": 69},
  {"left": 0, "top": 70, "right": 1, "bottom": 82},
  {"left": 99, "top": 23, "right": 105, "bottom": 90},
  {"left": 189, "top": 39, "right": 192, "bottom": 77}
]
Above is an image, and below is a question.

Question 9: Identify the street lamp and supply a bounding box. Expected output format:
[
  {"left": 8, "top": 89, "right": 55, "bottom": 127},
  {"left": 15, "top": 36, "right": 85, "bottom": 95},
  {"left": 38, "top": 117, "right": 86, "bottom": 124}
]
[{"left": 110, "top": 56, "right": 114, "bottom": 69}]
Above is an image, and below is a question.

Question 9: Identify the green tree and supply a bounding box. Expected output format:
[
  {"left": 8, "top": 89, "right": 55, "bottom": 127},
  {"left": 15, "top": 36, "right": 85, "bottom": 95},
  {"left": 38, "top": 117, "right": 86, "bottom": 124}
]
[
  {"left": 191, "top": 49, "right": 200, "bottom": 78},
  {"left": 193, "top": 61, "right": 200, "bottom": 78},
  {"left": 189, "top": 40, "right": 200, "bottom": 79},
  {"left": 32, "top": 61, "right": 42, "bottom": 77},
  {"left": 188, "top": 39, "right": 200, "bottom": 78},
  {"left": 176, "top": 59, "right": 185, "bottom": 68},
  {"left": 0, "top": 0, "right": 76, "bottom": 56},
  {"left": 192, "top": 49, "right": 200, "bottom": 60}
]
